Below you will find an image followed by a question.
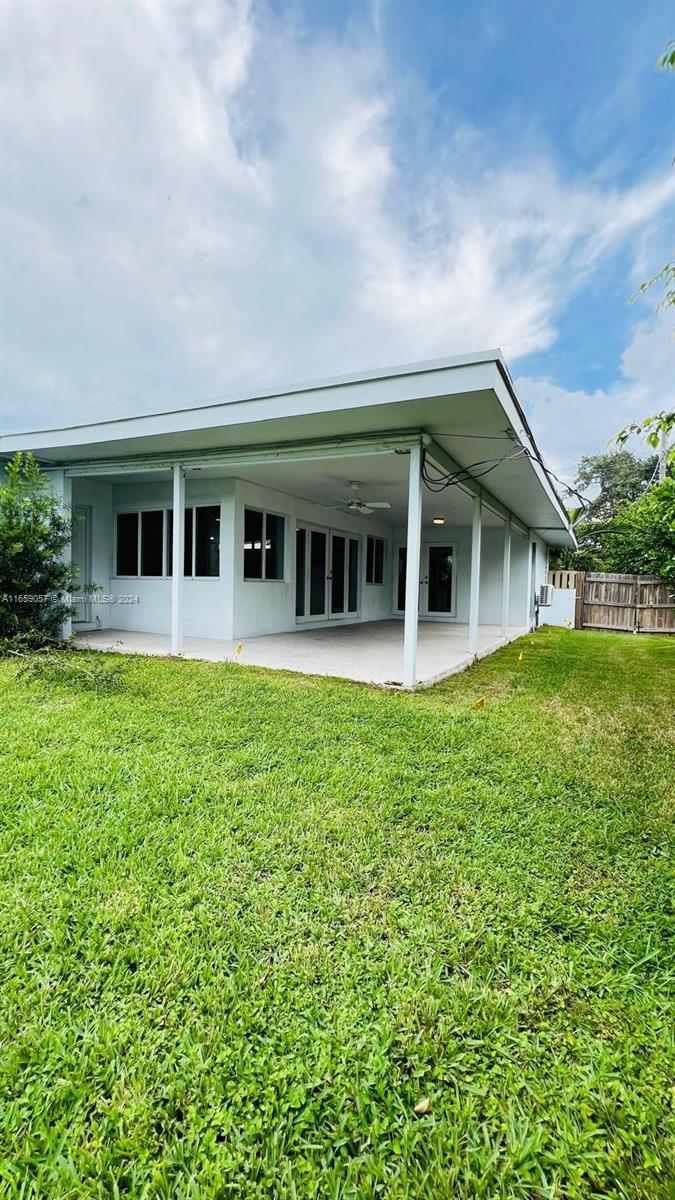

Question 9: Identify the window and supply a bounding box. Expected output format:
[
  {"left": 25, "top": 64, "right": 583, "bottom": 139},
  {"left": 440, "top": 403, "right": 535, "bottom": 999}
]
[
  {"left": 366, "top": 535, "right": 385, "bottom": 585},
  {"left": 117, "top": 509, "right": 164, "bottom": 577},
  {"left": 265, "top": 513, "right": 285, "bottom": 580},
  {"left": 195, "top": 505, "right": 220, "bottom": 577},
  {"left": 116, "top": 512, "right": 139, "bottom": 575},
  {"left": 140, "top": 510, "right": 164, "bottom": 576},
  {"left": 117, "top": 504, "right": 220, "bottom": 578},
  {"left": 244, "top": 508, "right": 263, "bottom": 579},
  {"left": 244, "top": 508, "right": 285, "bottom": 580},
  {"left": 167, "top": 506, "right": 219, "bottom": 577}
]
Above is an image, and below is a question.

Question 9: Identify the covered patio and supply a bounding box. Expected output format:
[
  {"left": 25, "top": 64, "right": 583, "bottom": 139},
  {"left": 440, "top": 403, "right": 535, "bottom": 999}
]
[
  {"left": 4, "top": 352, "right": 574, "bottom": 688},
  {"left": 74, "top": 618, "right": 527, "bottom": 687}
]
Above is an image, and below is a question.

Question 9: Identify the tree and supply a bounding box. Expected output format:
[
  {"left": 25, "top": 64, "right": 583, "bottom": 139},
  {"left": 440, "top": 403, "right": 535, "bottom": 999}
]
[
  {"left": 615, "top": 413, "right": 675, "bottom": 475},
  {"left": 601, "top": 478, "right": 675, "bottom": 581},
  {"left": 575, "top": 451, "right": 658, "bottom": 521},
  {"left": 551, "top": 450, "right": 658, "bottom": 570},
  {"left": 0, "top": 452, "right": 76, "bottom": 649}
]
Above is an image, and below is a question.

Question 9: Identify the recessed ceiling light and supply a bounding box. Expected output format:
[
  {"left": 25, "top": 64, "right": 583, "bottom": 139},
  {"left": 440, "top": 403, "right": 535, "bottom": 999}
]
[{"left": 432, "top": 516, "right": 445, "bottom": 526}]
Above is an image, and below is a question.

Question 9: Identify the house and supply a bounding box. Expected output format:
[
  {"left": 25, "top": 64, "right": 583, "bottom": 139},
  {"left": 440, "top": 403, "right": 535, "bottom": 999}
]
[{"left": 1, "top": 350, "right": 575, "bottom": 687}]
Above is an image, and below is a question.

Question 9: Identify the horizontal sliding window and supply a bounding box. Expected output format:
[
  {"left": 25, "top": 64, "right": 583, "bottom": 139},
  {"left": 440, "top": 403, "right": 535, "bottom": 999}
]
[
  {"left": 244, "top": 508, "right": 285, "bottom": 581},
  {"left": 117, "top": 509, "right": 165, "bottom": 578},
  {"left": 366, "top": 535, "right": 385, "bottom": 585},
  {"left": 167, "top": 506, "right": 219, "bottom": 577},
  {"left": 117, "top": 504, "right": 220, "bottom": 578}
]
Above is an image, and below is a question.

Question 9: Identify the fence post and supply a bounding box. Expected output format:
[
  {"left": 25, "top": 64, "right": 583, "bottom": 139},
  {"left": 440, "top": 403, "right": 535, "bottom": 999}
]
[{"left": 574, "top": 572, "right": 586, "bottom": 629}]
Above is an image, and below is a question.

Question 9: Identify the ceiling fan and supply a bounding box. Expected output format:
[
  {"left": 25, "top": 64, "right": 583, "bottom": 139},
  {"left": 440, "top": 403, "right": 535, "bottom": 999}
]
[{"left": 332, "top": 481, "right": 392, "bottom": 516}]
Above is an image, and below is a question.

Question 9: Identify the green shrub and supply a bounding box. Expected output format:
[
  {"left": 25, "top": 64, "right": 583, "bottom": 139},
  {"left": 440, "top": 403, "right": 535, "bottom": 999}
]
[{"left": 0, "top": 452, "right": 77, "bottom": 651}]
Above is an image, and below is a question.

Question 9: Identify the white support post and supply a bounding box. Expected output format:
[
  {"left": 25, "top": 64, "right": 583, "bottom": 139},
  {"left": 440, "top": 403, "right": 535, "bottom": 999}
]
[
  {"left": 402, "top": 442, "right": 423, "bottom": 688},
  {"left": 500, "top": 515, "right": 511, "bottom": 639},
  {"left": 171, "top": 464, "right": 185, "bottom": 656},
  {"left": 468, "top": 492, "right": 482, "bottom": 657}
]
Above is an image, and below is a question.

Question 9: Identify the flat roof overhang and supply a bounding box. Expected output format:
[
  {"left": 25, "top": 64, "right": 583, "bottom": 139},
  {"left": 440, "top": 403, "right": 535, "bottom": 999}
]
[{"left": 0, "top": 352, "right": 575, "bottom": 547}]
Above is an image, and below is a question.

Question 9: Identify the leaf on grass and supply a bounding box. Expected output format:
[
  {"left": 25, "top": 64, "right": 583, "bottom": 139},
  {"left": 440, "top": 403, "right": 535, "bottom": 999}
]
[
  {"left": 517, "top": 651, "right": 523, "bottom": 663},
  {"left": 414, "top": 1097, "right": 431, "bottom": 1115},
  {"left": 474, "top": 697, "right": 485, "bottom": 710}
]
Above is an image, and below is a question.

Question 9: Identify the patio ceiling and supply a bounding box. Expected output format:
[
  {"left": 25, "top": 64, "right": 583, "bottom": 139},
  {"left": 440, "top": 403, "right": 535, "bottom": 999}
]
[{"left": 76, "top": 451, "right": 505, "bottom": 529}]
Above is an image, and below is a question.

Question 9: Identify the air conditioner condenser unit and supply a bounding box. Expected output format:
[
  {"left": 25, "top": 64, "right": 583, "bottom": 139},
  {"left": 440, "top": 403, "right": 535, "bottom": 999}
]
[{"left": 539, "top": 583, "right": 553, "bottom": 606}]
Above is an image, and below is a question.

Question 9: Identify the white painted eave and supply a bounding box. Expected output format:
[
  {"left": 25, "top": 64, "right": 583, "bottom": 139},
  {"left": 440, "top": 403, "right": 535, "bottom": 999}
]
[
  {"left": 1, "top": 353, "right": 502, "bottom": 452},
  {"left": 1, "top": 349, "right": 575, "bottom": 546}
]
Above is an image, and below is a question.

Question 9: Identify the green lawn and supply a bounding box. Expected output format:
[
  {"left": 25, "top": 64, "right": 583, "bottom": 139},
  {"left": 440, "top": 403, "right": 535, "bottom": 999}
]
[{"left": 1, "top": 628, "right": 673, "bottom": 1199}]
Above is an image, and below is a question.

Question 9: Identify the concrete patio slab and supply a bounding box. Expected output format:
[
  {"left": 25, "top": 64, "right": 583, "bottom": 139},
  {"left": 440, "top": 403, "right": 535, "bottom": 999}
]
[{"left": 74, "top": 620, "right": 527, "bottom": 687}]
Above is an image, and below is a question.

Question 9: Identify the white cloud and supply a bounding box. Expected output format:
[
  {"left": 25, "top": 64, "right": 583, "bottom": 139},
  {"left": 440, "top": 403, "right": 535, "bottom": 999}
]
[
  {"left": 517, "top": 310, "right": 675, "bottom": 479},
  {"left": 0, "top": 0, "right": 673, "bottom": 438}
]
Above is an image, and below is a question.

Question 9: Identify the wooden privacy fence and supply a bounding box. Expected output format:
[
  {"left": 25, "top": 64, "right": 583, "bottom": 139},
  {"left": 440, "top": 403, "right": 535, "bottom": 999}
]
[
  {"left": 548, "top": 569, "right": 583, "bottom": 591},
  {"left": 548, "top": 571, "right": 675, "bottom": 634}
]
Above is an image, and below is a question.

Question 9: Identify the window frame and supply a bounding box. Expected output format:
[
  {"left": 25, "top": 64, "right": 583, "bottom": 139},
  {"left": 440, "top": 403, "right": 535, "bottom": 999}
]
[
  {"left": 365, "top": 535, "right": 386, "bottom": 586},
  {"left": 243, "top": 506, "right": 287, "bottom": 582},
  {"left": 114, "top": 504, "right": 221, "bottom": 580}
]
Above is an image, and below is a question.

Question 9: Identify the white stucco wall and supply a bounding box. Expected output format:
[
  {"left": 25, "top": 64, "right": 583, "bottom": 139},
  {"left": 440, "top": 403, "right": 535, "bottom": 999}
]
[
  {"left": 232, "top": 478, "right": 393, "bottom": 638},
  {"left": 71, "top": 478, "right": 113, "bottom": 630},
  {"left": 390, "top": 521, "right": 536, "bottom": 629},
  {"left": 55, "top": 470, "right": 555, "bottom": 641},
  {"left": 541, "top": 586, "right": 576, "bottom": 628},
  {"left": 107, "top": 477, "right": 236, "bottom": 639}
]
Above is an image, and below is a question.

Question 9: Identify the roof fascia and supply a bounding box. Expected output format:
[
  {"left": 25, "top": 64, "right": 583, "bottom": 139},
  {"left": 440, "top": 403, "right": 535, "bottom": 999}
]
[
  {"left": 491, "top": 361, "right": 572, "bottom": 533},
  {"left": 2, "top": 351, "right": 502, "bottom": 445}
]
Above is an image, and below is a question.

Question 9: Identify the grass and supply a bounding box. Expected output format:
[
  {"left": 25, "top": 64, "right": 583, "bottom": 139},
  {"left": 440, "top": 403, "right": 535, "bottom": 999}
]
[{"left": 0, "top": 627, "right": 673, "bottom": 1199}]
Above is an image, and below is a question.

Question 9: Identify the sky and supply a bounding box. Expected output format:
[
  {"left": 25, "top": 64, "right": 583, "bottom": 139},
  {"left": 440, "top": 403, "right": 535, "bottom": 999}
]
[{"left": 1, "top": 0, "right": 673, "bottom": 478}]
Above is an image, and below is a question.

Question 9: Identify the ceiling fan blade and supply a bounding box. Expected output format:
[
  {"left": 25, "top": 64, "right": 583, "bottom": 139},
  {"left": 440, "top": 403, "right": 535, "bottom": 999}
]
[
  {"left": 332, "top": 496, "right": 352, "bottom": 504},
  {"left": 359, "top": 506, "right": 374, "bottom": 515},
  {"left": 363, "top": 501, "right": 392, "bottom": 509}
]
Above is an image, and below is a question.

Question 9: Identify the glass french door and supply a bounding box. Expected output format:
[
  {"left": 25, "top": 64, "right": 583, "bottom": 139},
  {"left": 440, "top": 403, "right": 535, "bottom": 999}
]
[
  {"left": 395, "top": 543, "right": 455, "bottom": 616},
  {"left": 296, "top": 525, "right": 359, "bottom": 621},
  {"left": 426, "top": 545, "right": 454, "bottom": 614}
]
